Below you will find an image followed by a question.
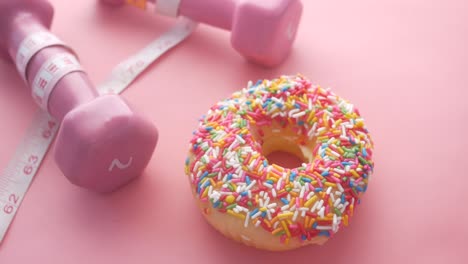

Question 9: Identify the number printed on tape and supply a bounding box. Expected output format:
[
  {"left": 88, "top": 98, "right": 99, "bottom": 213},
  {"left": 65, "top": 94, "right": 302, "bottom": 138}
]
[
  {"left": 15, "top": 31, "right": 65, "bottom": 81},
  {"left": 0, "top": 112, "right": 58, "bottom": 242},
  {"left": 31, "top": 53, "right": 83, "bottom": 111}
]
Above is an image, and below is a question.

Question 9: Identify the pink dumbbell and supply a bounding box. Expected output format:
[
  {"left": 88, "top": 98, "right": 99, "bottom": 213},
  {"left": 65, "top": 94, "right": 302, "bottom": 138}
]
[
  {"left": 0, "top": 0, "right": 158, "bottom": 192},
  {"left": 101, "top": 0, "right": 303, "bottom": 67}
]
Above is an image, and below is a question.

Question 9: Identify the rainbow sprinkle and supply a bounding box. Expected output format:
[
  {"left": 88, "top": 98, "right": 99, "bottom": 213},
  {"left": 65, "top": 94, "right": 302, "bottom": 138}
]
[{"left": 185, "top": 75, "right": 374, "bottom": 244}]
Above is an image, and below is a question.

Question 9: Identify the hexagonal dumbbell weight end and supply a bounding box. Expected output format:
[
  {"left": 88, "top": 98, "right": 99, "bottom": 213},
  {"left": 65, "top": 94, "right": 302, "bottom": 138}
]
[
  {"left": 54, "top": 95, "right": 158, "bottom": 192},
  {"left": 231, "top": 0, "right": 303, "bottom": 67}
]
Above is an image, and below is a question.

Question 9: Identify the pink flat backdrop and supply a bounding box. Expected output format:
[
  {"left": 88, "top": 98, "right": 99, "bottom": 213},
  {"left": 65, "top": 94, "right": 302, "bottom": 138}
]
[{"left": 0, "top": 0, "right": 467, "bottom": 263}]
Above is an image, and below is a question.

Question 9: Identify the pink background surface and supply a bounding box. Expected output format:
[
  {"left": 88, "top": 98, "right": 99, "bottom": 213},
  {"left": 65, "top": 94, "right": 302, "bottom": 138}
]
[{"left": 1, "top": 0, "right": 467, "bottom": 263}]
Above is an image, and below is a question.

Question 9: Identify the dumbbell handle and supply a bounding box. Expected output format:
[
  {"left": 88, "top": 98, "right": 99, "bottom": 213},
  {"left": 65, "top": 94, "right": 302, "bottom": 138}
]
[
  {"left": 121, "top": 0, "right": 236, "bottom": 30},
  {"left": 170, "top": 0, "right": 235, "bottom": 30},
  {"left": 4, "top": 11, "right": 97, "bottom": 121}
]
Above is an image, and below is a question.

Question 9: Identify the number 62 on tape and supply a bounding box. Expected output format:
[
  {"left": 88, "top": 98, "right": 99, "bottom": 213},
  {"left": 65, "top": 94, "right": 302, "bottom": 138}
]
[{"left": 0, "top": 112, "right": 58, "bottom": 242}]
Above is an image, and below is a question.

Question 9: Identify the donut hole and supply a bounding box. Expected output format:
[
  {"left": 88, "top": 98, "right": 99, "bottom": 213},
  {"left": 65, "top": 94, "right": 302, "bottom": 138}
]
[
  {"left": 266, "top": 151, "right": 302, "bottom": 169},
  {"left": 251, "top": 122, "right": 316, "bottom": 169},
  {"left": 264, "top": 143, "right": 305, "bottom": 169}
]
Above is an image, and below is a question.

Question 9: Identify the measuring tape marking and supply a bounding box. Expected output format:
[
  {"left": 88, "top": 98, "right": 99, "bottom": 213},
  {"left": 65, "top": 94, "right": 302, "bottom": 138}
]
[
  {"left": 0, "top": 17, "right": 197, "bottom": 244},
  {"left": 15, "top": 31, "right": 67, "bottom": 82},
  {"left": 31, "top": 53, "right": 83, "bottom": 111},
  {"left": 0, "top": 111, "right": 58, "bottom": 243},
  {"left": 99, "top": 17, "right": 197, "bottom": 94}
]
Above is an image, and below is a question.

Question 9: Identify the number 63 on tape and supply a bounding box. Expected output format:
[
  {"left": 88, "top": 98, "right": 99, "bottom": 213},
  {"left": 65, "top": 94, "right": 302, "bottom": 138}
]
[{"left": 0, "top": 112, "right": 58, "bottom": 242}]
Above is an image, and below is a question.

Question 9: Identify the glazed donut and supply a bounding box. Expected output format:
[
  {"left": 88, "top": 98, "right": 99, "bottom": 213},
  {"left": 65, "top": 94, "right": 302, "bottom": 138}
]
[{"left": 185, "top": 75, "right": 374, "bottom": 251}]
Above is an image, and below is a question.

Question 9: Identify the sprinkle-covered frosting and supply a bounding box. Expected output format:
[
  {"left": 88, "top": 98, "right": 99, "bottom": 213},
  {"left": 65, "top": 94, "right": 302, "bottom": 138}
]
[{"left": 185, "top": 75, "right": 374, "bottom": 245}]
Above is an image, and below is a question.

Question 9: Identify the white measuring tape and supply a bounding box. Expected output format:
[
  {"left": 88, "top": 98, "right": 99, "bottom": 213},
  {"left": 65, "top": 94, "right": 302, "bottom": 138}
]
[
  {"left": 99, "top": 17, "right": 196, "bottom": 94},
  {"left": 14, "top": 31, "right": 67, "bottom": 82},
  {"left": 31, "top": 53, "right": 83, "bottom": 111},
  {"left": 0, "top": 17, "right": 197, "bottom": 244}
]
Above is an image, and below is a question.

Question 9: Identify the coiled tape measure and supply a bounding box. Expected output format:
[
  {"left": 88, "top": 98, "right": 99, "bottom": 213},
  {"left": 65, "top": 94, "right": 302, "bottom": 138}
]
[{"left": 0, "top": 14, "right": 197, "bottom": 243}]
